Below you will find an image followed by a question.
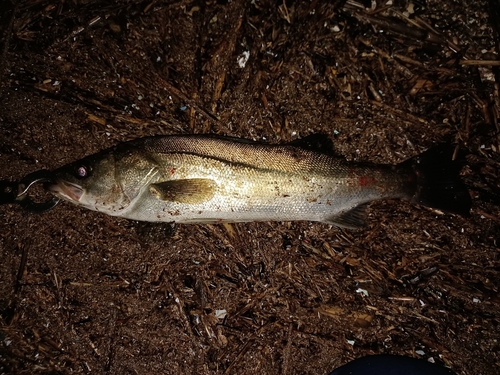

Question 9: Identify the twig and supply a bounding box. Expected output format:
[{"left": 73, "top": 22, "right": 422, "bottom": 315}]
[
  {"left": 281, "top": 324, "right": 294, "bottom": 375},
  {"left": 460, "top": 60, "right": 500, "bottom": 66},
  {"left": 156, "top": 76, "right": 219, "bottom": 123},
  {"left": 222, "top": 339, "right": 254, "bottom": 375}
]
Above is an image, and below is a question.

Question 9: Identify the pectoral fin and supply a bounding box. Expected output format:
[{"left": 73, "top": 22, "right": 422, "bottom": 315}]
[
  {"left": 150, "top": 179, "right": 216, "bottom": 204},
  {"left": 325, "top": 203, "right": 369, "bottom": 229}
]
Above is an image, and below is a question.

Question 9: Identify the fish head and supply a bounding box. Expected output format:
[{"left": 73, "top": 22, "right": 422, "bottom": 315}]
[{"left": 47, "top": 150, "right": 132, "bottom": 215}]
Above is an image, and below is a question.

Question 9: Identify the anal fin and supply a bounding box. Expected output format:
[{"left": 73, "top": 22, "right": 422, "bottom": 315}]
[
  {"left": 325, "top": 203, "right": 369, "bottom": 229},
  {"left": 150, "top": 178, "right": 216, "bottom": 204}
]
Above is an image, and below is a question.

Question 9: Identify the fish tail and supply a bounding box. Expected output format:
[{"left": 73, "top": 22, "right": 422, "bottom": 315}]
[{"left": 401, "top": 145, "right": 471, "bottom": 215}]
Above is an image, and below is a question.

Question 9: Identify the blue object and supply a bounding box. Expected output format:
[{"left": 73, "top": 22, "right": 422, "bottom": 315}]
[{"left": 329, "top": 355, "right": 457, "bottom": 375}]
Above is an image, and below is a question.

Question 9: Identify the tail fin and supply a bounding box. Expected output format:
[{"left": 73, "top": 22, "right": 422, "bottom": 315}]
[{"left": 401, "top": 145, "right": 471, "bottom": 215}]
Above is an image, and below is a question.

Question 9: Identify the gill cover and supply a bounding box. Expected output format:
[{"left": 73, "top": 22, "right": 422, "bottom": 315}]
[{"left": 49, "top": 148, "right": 128, "bottom": 213}]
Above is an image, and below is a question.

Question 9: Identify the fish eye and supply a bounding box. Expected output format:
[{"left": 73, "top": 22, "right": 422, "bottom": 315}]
[{"left": 76, "top": 165, "right": 90, "bottom": 179}]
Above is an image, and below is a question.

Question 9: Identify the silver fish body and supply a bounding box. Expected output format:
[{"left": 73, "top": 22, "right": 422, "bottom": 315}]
[{"left": 47, "top": 135, "right": 468, "bottom": 227}]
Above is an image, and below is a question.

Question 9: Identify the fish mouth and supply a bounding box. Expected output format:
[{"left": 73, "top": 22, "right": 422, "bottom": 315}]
[{"left": 46, "top": 180, "right": 84, "bottom": 202}]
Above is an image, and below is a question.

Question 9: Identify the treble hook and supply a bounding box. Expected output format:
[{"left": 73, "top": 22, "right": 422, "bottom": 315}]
[{"left": 0, "top": 170, "right": 60, "bottom": 213}]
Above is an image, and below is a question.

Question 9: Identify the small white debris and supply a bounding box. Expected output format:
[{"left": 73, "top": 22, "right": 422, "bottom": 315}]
[
  {"left": 347, "top": 339, "right": 355, "bottom": 346},
  {"left": 332, "top": 25, "right": 340, "bottom": 32},
  {"left": 237, "top": 51, "right": 250, "bottom": 68},
  {"left": 356, "top": 288, "right": 369, "bottom": 297},
  {"left": 215, "top": 309, "right": 227, "bottom": 319},
  {"left": 473, "top": 298, "right": 481, "bottom": 303},
  {"left": 416, "top": 350, "right": 425, "bottom": 356},
  {"left": 405, "top": 2, "right": 415, "bottom": 15}
]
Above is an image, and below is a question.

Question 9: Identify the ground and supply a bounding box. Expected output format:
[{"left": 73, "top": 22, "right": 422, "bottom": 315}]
[{"left": 0, "top": 0, "right": 499, "bottom": 374}]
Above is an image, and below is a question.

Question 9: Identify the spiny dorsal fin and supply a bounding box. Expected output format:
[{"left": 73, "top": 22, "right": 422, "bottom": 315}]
[
  {"left": 325, "top": 203, "right": 369, "bottom": 229},
  {"left": 287, "top": 134, "right": 335, "bottom": 155},
  {"left": 149, "top": 179, "right": 216, "bottom": 204}
]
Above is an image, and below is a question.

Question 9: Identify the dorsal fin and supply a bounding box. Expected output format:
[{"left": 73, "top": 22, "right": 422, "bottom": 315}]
[{"left": 287, "top": 134, "right": 335, "bottom": 155}]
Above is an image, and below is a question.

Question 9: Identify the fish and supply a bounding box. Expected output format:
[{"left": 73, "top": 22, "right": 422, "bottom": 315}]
[{"left": 46, "top": 134, "right": 471, "bottom": 227}]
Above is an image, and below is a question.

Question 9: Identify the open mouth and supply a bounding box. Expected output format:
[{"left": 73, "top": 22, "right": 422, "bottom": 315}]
[{"left": 45, "top": 180, "right": 84, "bottom": 202}]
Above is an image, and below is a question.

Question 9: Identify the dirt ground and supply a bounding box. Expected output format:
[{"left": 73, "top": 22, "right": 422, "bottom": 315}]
[{"left": 0, "top": 0, "right": 499, "bottom": 374}]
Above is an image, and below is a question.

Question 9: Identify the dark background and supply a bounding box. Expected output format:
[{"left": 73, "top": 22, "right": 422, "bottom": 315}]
[{"left": 1, "top": 0, "right": 499, "bottom": 374}]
